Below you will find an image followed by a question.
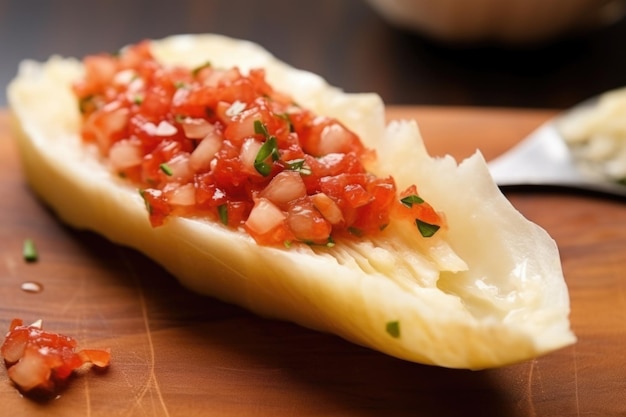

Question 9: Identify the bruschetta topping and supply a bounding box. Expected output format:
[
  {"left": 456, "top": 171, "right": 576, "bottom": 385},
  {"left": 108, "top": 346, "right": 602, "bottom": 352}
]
[{"left": 72, "top": 40, "right": 444, "bottom": 246}]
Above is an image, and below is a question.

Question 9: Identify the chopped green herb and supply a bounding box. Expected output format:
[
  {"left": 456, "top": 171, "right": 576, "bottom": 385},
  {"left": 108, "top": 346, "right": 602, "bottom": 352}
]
[
  {"left": 132, "top": 95, "right": 144, "bottom": 105},
  {"left": 348, "top": 227, "right": 363, "bottom": 237},
  {"left": 416, "top": 219, "right": 440, "bottom": 238},
  {"left": 22, "top": 238, "right": 38, "bottom": 262},
  {"left": 78, "top": 95, "right": 97, "bottom": 114},
  {"left": 174, "top": 81, "right": 187, "bottom": 89},
  {"left": 400, "top": 194, "right": 425, "bottom": 208},
  {"left": 217, "top": 204, "right": 228, "bottom": 225},
  {"left": 159, "top": 163, "right": 173, "bottom": 176},
  {"left": 254, "top": 136, "right": 279, "bottom": 176},
  {"left": 139, "top": 189, "right": 152, "bottom": 214},
  {"left": 285, "top": 158, "right": 312, "bottom": 175},
  {"left": 277, "top": 113, "right": 295, "bottom": 132},
  {"left": 386, "top": 320, "right": 400, "bottom": 338},
  {"left": 302, "top": 236, "right": 337, "bottom": 247},
  {"left": 254, "top": 119, "right": 270, "bottom": 137},
  {"left": 192, "top": 61, "right": 212, "bottom": 76}
]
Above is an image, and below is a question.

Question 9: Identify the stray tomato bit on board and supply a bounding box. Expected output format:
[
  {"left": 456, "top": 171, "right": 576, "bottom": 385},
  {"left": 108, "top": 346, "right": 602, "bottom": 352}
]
[
  {"left": 1, "top": 319, "right": 110, "bottom": 394},
  {"left": 73, "top": 40, "right": 445, "bottom": 246}
]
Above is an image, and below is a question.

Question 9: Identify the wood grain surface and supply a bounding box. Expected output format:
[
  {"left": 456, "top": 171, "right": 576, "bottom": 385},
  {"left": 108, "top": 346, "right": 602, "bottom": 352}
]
[{"left": 1, "top": 106, "right": 625, "bottom": 416}]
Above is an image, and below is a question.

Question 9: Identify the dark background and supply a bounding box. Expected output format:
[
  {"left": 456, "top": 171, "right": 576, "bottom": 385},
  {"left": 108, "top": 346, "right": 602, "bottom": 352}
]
[{"left": 1, "top": 0, "right": 626, "bottom": 109}]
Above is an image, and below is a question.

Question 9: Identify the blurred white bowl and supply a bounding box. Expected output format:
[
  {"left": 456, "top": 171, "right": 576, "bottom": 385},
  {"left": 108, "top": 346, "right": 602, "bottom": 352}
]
[{"left": 366, "top": 0, "right": 626, "bottom": 44}]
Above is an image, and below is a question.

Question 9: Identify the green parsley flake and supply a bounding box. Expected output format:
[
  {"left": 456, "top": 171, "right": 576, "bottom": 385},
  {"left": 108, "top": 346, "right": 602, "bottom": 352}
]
[
  {"left": 285, "top": 158, "right": 312, "bottom": 175},
  {"left": 192, "top": 61, "right": 212, "bottom": 76},
  {"left": 22, "top": 238, "right": 38, "bottom": 262},
  {"left": 160, "top": 163, "right": 173, "bottom": 176},
  {"left": 348, "top": 227, "right": 363, "bottom": 237},
  {"left": 217, "top": 204, "right": 229, "bottom": 225},
  {"left": 254, "top": 119, "right": 270, "bottom": 137},
  {"left": 400, "top": 194, "right": 425, "bottom": 208},
  {"left": 139, "top": 189, "right": 152, "bottom": 214},
  {"left": 416, "top": 219, "right": 440, "bottom": 238},
  {"left": 254, "top": 135, "right": 279, "bottom": 176},
  {"left": 386, "top": 320, "right": 400, "bottom": 338},
  {"left": 277, "top": 113, "right": 295, "bottom": 132}
]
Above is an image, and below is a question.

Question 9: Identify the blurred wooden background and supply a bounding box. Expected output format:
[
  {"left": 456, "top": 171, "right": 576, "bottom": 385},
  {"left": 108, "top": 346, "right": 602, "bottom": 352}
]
[{"left": 1, "top": 0, "right": 626, "bottom": 109}]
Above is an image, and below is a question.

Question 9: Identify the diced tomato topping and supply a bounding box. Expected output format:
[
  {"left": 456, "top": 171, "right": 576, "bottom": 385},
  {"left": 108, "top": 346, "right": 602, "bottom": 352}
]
[
  {"left": 393, "top": 185, "right": 445, "bottom": 237},
  {"left": 1, "top": 319, "right": 110, "bottom": 394},
  {"left": 73, "top": 40, "right": 445, "bottom": 246}
]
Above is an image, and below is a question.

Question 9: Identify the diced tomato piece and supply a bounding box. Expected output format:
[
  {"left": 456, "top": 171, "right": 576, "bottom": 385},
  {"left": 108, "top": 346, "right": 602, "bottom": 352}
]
[
  {"left": 394, "top": 185, "right": 444, "bottom": 232},
  {"left": 311, "top": 193, "right": 344, "bottom": 225},
  {"left": 82, "top": 104, "right": 130, "bottom": 153},
  {"left": 1, "top": 319, "right": 110, "bottom": 394},
  {"left": 222, "top": 200, "right": 252, "bottom": 227},
  {"left": 117, "top": 39, "right": 153, "bottom": 70},
  {"left": 139, "top": 84, "right": 175, "bottom": 119},
  {"left": 286, "top": 197, "right": 332, "bottom": 244},
  {"left": 297, "top": 116, "right": 365, "bottom": 157},
  {"left": 194, "top": 173, "right": 227, "bottom": 207},
  {"left": 351, "top": 177, "right": 396, "bottom": 233},
  {"left": 141, "top": 188, "right": 171, "bottom": 227},
  {"left": 72, "top": 54, "right": 119, "bottom": 99}
]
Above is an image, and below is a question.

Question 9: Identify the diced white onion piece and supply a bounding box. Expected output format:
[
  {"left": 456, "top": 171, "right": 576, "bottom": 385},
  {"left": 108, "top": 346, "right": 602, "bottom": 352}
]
[
  {"left": 240, "top": 138, "right": 262, "bottom": 175},
  {"left": 87, "top": 104, "right": 130, "bottom": 152},
  {"left": 260, "top": 171, "right": 307, "bottom": 206},
  {"left": 181, "top": 118, "right": 214, "bottom": 139},
  {"left": 202, "top": 69, "right": 225, "bottom": 87},
  {"left": 143, "top": 120, "right": 178, "bottom": 137},
  {"left": 108, "top": 139, "right": 143, "bottom": 170},
  {"left": 1, "top": 338, "right": 26, "bottom": 364},
  {"left": 172, "top": 87, "right": 189, "bottom": 107},
  {"left": 311, "top": 192, "right": 344, "bottom": 225},
  {"left": 7, "top": 350, "right": 49, "bottom": 392},
  {"left": 245, "top": 198, "right": 286, "bottom": 235},
  {"left": 127, "top": 77, "right": 145, "bottom": 94},
  {"left": 219, "top": 68, "right": 241, "bottom": 84},
  {"left": 113, "top": 69, "right": 136, "bottom": 86},
  {"left": 29, "top": 319, "right": 43, "bottom": 329},
  {"left": 165, "top": 153, "right": 193, "bottom": 182},
  {"left": 229, "top": 108, "right": 261, "bottom": 140},
  {"left": 166, "top": 183, "right": 196, "bottom": 206},
  {"left": 225, "top": 100, "right": 247, "bottom": 118},
  {"left": 318, "top": 122, "right": 352, "bottom": 155},
  {"left": 189, "top": 132, "right": 222, "bottom": 172},
  {"left": 286, "top": 204, "right": 331, "bottom": 243}
]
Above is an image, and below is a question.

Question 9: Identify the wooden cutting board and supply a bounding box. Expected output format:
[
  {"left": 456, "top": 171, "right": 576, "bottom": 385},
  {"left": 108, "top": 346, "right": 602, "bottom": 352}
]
[{"left": 1, "top": 106, "right": 625, "bottom": 416}]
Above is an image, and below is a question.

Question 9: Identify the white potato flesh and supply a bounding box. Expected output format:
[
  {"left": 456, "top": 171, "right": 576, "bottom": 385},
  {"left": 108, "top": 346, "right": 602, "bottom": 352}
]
[{"left": 7, "top": 34, "right": 575, "bottom": 369}]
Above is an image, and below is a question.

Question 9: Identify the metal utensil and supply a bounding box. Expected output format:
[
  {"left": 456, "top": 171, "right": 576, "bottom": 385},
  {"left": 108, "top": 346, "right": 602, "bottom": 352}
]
[{"left": 487, "top": 98, "right": 626, "bottom": 199}]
